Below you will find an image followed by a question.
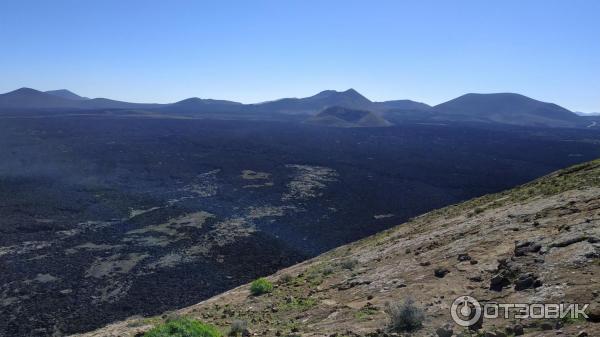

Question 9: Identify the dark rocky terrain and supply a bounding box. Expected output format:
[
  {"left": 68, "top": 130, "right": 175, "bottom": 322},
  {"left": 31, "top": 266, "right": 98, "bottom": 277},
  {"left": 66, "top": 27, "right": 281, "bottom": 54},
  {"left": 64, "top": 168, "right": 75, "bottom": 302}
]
[
  {"left": 78, "top": 159, "right": 600, "bottom": 337},
  {"left": 1, "top": 113, "right": 600, "bottom": 336}
]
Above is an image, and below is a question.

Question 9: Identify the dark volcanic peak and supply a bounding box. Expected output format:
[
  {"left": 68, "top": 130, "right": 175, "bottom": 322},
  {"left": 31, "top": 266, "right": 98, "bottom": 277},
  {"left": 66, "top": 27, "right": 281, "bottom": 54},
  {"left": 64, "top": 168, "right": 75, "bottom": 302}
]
[
  {"left": 373, "top": 99, "right": 431, "bottom": 111},
  {"left": 311, "top": 88, "right": 367, "bottom": 100},
  {"left": 45, "top": 89, "right": 89, "bottom": 101},
  {"left": 160, "top": 97, "right": 244, "bottom": 114},
  {"left": 254, "top": 88, "right": 373, "bottom": 115},
  {"left": 318, "top": 105, "right": 372, "bottom": 122},
  {"left": 307, "top": 105, "right": 392, "bottom": 127},
  {"left": 0, "top": 87, "right": 82, "bottom": 109},
  {"left": 0, "top": 87, "right": 162, "bottom": 111},
  {"left": 307, "top": 88, "right": 371, "bottom": 104},
  {"left": 433, "top": 92, "right": 580, "bottom": 127},
  {"left": 173, "top": 97, "right": 242, "bottom": 106}
]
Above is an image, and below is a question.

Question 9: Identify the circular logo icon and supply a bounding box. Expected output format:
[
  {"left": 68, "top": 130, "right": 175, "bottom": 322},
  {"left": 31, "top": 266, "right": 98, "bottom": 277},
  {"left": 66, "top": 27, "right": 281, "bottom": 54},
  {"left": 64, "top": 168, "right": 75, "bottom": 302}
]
[{"left": 451, "top": 295, "right": 482, "bottom": 327}]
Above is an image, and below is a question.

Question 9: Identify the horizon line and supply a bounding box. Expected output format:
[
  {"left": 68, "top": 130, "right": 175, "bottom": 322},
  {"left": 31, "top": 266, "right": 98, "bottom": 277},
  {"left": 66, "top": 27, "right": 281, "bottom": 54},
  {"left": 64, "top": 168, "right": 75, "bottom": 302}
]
[{"left": 2, "top": 86, "right": 596, "bottom": 113}]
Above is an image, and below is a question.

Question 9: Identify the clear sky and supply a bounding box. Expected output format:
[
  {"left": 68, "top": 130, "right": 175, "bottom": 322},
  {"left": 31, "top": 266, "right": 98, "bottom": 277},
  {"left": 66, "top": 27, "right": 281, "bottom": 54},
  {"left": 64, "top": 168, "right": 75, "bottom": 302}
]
[{"left": 0, "top": 0, "right": 598, "bottom": 111}]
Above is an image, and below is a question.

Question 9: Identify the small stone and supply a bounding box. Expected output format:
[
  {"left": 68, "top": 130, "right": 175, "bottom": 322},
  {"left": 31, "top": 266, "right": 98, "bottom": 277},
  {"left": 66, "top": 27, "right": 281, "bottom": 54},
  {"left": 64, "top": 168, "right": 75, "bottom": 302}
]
[
  {"left": 586, "top": 303, "right": 600, "bottom": 322},
  {"left": 490, "top": 273, "right": 511, "bottom": 291},
  {"left": 435, "top": 324, "right": 453, "bottom": 337},
  {"left": 577, "top": 331, "right": 588, "bottom": 337},
  {"left": 434, "top": 267, "right": 450, "bottom": 278},
  {"left": 469, "top": 275, "right": 483, "bottom": 282},
  {"left": 513, "top": 324, "right": 524, "bottom": 336},
  {"left": 420, "top": 261, "right": 431, "bottom": 266},
  {"left": 540, "top": 321, "right": 553, "bottom": 330}
]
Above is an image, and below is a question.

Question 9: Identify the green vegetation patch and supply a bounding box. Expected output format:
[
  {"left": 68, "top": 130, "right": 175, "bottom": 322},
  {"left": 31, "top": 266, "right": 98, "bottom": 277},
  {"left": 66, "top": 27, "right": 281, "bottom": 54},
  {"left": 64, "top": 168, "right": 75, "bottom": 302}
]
[
  {"left": 354, "top": 305, "right": 379, "bottom": 320},
  {"left": 143, "top": 317, "right": 221, "bottom": 337},
  {"left": 282, "top": 296, "right": 317, "bottom": 311},
  {"left": 250, "top": 277, "right": 273, "bottom": 296}
]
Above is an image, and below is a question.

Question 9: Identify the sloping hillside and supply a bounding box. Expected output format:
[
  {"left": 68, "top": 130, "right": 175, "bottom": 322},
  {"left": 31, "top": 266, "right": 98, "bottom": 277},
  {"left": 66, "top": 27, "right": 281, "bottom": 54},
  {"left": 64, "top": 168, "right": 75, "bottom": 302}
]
[
  {"left": 0, "top": 88, "right": 162, "bottom": 111},
  {"left": 306, "top": 106, "right": 392, "bottom": 127},
  {"left": 45, "top": 89, "right": 90, "bottom": 101},
  {"left": 252, "top": 89, "right": 373, "bottom": 115},
  {"left": 433, "top": 93, "right": 582, "bottom": 127},
  {"left": 77, "top": 159, "right": 600, "bottom": 336}
]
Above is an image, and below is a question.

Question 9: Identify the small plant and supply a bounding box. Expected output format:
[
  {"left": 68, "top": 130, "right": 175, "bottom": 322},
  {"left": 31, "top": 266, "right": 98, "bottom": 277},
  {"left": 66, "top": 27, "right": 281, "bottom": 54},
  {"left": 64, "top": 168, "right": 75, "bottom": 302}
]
[
  {"left": 560, "top": 313, "right": 587, "bottom": 325},
  {"left": 228, "top": 319, "right": 248, "bottom": 336},
  {"left": 354, "top": 304, "right": 379, "bottom": 320},
  {"left": 279, "top": 273, "right": 293, "bottom": 284},
  {"left": 340, "top": 258, "right": 359, "bottom": 270},
  {"left": 384, "top": 298, "right": 425, "bottom": 332},
  {"left": 283, "top": 296, "right": 316, "bottom": 311},
  {"left": 321, "top": 265, "right": 335, "bottom": 275},
  {"left": 250, "top": 277, "right": 273, "bottom": 296},
  {"left": 143, "top": 317, "right": 221, "bottom": 337}
]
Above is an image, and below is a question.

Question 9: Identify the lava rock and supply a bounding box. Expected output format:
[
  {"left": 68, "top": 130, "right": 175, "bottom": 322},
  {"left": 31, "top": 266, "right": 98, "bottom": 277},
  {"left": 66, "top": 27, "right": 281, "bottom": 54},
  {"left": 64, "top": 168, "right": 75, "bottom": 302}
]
[
  {"left": 435, "top": 324, "right": 453, "bottom": 337},
  {"left": 540, "top": 321, "right": 554, "bottom": 330},
  {"left": 514, "top": 241, "right": 542, "bottom": 256},
  {"left": 513, "top": 324, "right": 524, "bottom": 336},
  {"left": 490, "top": 273, "right": 511, "bottom": 291},
  {"left": 434, "top": 267, "right": 450, "bottom": 278}
]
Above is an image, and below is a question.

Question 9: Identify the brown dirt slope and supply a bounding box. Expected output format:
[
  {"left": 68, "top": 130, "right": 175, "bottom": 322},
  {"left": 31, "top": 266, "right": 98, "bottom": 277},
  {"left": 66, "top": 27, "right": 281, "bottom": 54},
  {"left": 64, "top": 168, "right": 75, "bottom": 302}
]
[{"left": 73, "top": 159, "right": 600, "bottom": 337}]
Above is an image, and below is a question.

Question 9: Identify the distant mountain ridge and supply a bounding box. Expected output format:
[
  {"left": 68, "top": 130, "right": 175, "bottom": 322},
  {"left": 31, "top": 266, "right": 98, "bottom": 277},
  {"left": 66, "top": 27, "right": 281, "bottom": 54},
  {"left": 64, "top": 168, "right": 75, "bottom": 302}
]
[
  {"left": 372, "top": 99, "right": 431, "bottom": 111},
  {"left": 433, "top": 93, "right": 581, "bottom": 127},
  {"left": 249, "top": 88, "right": 374, "bottom": 114},
  {"left": 0, "top": 88, "right": 161, "bottom": 110},
  {"left": 45, "top": 89, "right": 89, "bottom": 101},
  {"left": 0, "top": 87, "right": 586, "bottom": 128}
]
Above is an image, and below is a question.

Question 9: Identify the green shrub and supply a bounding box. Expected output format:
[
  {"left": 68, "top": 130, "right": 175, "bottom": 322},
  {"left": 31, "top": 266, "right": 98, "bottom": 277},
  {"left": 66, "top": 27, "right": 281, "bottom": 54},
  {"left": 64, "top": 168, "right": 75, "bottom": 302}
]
[
  {"left": 385, "top": 298, "right": 424, "bottom": 332},
  {"left": 143, "top": 317, "right": 221, "bottom": 337},
  {"left": 250, "top": 277, "right": 273, "bottom": 296}
]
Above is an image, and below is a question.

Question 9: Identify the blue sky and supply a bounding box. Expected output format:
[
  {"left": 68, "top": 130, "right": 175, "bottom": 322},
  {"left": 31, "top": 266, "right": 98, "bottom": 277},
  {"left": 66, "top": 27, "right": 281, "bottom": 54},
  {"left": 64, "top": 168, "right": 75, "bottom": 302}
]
[{"left": 0, "top": 0, "right": 598, "bottom": 111}]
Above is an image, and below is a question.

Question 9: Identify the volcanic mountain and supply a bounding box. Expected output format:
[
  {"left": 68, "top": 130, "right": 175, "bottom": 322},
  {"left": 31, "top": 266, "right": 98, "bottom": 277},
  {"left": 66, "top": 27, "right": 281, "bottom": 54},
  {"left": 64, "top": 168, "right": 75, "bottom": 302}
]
[
  {"left": 0, "top": 87, "right": 588, "bottom": 128},
  {"left": 433, "top": 93, "right": 582, "bottom": 127},
  {"left": 0, "top": 87, "right": 161, "bottom": 110},
  {"left": 306, "top": 106, "right": 392, "bottom": 127},
  {"left": 252, "top": 88, "right": 373, "bottom": 115},
  {"left": 45, "top": 89, "right": 90, "bottom": 101}
]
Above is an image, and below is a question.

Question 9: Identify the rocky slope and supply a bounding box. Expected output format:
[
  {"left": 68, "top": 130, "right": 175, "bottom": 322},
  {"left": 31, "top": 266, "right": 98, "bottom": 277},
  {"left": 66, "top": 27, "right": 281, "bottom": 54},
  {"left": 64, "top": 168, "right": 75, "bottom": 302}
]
[{"left": 74, "top": 159, "right": 600, "bottom": 337}]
